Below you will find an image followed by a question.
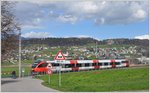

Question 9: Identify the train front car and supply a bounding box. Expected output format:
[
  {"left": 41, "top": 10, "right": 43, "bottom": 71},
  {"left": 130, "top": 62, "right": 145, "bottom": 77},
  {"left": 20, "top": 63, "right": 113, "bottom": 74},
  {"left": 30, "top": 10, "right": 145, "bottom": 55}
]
[{"left": 31, "top": 60, "right": 48, "bottom": 75}]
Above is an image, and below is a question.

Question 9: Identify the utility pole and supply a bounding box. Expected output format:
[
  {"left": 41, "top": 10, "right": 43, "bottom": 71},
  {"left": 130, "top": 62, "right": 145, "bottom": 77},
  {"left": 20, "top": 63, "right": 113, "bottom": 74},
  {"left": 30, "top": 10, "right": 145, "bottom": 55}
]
[
  {"left": 19, "top": 29, "right": 21, "bottom": 78},
  {"left": 95, "top": 41, "right": 98, "bottom": 59},
  {"left": 59, "top": 62, "right": 61, "bottom": 87}
]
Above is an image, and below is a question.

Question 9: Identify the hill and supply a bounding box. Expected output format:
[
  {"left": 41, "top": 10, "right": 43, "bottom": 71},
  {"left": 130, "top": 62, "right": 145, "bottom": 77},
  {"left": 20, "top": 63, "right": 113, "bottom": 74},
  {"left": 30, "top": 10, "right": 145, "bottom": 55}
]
[{"left": 22, "top": 37, "right": 149, "bottom": 47}]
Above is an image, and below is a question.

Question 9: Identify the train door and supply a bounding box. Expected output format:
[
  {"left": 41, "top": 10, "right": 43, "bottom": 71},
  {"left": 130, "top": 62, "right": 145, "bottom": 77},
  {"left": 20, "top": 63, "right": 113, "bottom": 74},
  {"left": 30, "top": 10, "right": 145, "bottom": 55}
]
[
  {"left": 70, "top": 60, "right": 79, "bottom": 71},
  {"left": 111, "top": 60, "right": 116, "bottom": 68},
  {"left": 93, "top": 60, "right": 99, "bottom": 69}
]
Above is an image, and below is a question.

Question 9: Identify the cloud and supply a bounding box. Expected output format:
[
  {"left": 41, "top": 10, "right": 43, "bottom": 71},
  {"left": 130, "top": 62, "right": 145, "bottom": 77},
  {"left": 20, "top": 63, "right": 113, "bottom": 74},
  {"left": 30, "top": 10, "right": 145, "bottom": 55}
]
[
  {"left": 64, "top": 35, "right": 92, "bottom": 38},
  {"left": 21, "top": 31, "right": 51, "bottom": 38},
  {"left": 57, "top": 15, "right": 77, "bottom": 24},
  {"left": 135, "top": 34, "right": 149, "bottom": 39},
  {"left": 14, "top": 1, "right": 148, "bottom": 26},
  {"left": 76, "top": 35, "right": 91, "bottom": 38},
  {"left": 14, "top": 1, "right": 46, "bottom": 27},
  {"left": 21, "top": 25, "right": 44, "bottom": 29},
  {"left": 64, "top": 35, "right": 101, "bottom": 41}
]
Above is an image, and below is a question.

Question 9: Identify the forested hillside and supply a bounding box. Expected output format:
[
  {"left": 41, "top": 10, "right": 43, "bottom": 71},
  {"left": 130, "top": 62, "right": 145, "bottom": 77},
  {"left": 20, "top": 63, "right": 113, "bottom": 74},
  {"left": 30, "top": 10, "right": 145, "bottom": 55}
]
[{"left": 22, "top": 37, "right": 149, "bottom": 47}]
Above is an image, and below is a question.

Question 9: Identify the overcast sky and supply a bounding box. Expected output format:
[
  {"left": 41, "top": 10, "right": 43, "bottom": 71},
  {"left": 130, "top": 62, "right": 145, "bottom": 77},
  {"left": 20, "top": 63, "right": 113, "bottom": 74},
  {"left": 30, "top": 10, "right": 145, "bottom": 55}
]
[{"left": 12, "top": 0, "right": 149, "bottom": 40}]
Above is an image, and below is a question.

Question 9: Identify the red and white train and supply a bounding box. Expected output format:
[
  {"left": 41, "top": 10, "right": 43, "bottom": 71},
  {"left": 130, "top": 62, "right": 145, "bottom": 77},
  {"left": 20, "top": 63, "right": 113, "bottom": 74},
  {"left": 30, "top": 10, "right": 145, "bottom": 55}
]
[{"left": 31, "top": 59, "right": 129, "bottom": 74}]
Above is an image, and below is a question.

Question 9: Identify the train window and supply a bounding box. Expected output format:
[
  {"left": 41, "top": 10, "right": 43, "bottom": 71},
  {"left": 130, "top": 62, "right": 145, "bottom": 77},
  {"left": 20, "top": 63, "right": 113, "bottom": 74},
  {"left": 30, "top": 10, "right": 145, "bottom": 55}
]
[
  {"left": 110, "top": 62, "right": 115, "bottom": 65},
  {"left": 65, "top": 64, "right": 74, "bottom": 68},
  {"left": 104, "top": 63, "right": 108, "bottom": 66},
  {"left": 92, "top": 63, "right": 97, "bottom": 66},
  {"left": 65, "top": 64, "right": 73, "bottom": 68},
  {"left": 56, "top": 63, "right": 60, "bottom": 66},
  {"left": 72, "top": 64, "right": 75, "bottom": 67},
  {"left": 76, "top": 64, "right": 82, "bottom": 67},
  {"left": 115, "top": 62, "right": 121, "bottom": 65},
  {"left": 62, "top": 64, "right": 65, "bottom": 68},
  {"left": 65, "top": 64, "right": 70, "bottom": 68},
  {"left": 122, "top": 61, "right": 127, "bottom": 63},
  {"left": 51, "top": 63, "right": 54, "bottom": 66},
  {"left": 44, "top": 63, "right": 48, "bottom": 67},
  {"left": 38, "top": 63, "right": 48, "bottom": 68},
  {"left": 32, "top": 64, "right": 37, "bottom": 68},
  {"left": 52, "top": 63, "right": 60, "bottom": 66},
  {"left": 85, "top": 63, "right": 90, "bottom": 67},
  {"left": 98, "top": 63, "right": 102, "bottom": 66},
  {"left": 32, "top": 62, "right": 39, "bottom": 68}
]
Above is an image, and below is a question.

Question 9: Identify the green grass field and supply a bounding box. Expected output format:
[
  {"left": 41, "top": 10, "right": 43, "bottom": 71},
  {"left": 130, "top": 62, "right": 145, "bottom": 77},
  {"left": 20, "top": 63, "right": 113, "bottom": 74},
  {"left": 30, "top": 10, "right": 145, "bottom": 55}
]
[
  {"left": 38, "top": 67, "right": 149, "bottom": 92},
  {"left": 1, "top": 67, "right": 31, "bottom": 77}
]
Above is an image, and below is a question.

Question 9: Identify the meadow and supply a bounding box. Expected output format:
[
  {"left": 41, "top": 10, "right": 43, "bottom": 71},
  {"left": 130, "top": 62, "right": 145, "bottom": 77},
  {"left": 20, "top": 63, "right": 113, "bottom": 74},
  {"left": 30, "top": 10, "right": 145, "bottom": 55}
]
[
  {"left": 1, "top": 66, "right": 31, "bottom": 77},
  {"left": 38, "top": 67, "right": 149, "bottom": 92}
]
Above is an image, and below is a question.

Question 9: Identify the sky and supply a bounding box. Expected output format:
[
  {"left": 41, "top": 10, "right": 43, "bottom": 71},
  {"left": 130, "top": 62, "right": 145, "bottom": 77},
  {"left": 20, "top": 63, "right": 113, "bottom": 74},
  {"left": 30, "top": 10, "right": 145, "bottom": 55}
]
[{"left": 12, "top": 0, "right": 149, "bottom": 40}]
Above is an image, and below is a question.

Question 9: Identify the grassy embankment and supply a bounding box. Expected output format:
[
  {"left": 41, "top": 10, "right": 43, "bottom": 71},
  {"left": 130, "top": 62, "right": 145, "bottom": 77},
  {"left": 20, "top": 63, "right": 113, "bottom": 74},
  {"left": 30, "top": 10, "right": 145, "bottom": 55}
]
[{"left": 38, "top": 67, "right": 149, "bottom": 92}]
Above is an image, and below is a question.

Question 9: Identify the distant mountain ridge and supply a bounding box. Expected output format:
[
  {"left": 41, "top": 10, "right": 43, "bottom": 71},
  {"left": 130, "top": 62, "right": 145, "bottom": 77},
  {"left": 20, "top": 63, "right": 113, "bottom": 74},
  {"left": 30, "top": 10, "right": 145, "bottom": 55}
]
[{"left": 22, "top": 37, "right": 149, "bottom": 47}]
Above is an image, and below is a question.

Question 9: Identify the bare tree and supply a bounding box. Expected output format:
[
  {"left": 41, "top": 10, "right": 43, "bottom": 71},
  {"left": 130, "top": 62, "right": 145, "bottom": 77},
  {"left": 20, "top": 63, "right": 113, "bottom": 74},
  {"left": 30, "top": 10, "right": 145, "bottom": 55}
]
[{"left": 1, "top": 1, "right": 21, "bottom": 63}]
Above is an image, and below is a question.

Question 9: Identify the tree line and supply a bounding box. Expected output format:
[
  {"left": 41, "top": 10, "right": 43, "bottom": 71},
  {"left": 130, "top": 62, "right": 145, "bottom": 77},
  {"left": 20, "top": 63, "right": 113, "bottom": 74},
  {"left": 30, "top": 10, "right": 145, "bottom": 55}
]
[{"left": 22, "top": 37, "right": 149, "bottom": 47}]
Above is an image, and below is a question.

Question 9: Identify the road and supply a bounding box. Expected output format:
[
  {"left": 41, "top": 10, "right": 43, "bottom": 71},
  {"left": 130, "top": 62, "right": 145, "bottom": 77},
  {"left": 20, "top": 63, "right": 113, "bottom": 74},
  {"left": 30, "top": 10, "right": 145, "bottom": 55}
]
[{"left": 1, "top": 76, "right": 60, "bottom": 92}]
